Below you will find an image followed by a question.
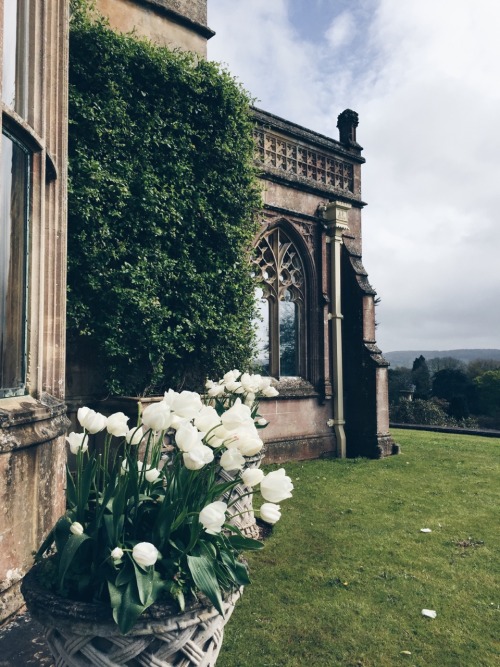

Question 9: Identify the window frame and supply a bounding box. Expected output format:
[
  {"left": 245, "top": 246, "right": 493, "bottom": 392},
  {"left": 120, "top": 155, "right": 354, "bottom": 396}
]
[
  {"left": 253, "top": 226, "right": 307, "bottom": 379},
  {"left": 0, "top": 126, "right": 31, "bottom": 397}
]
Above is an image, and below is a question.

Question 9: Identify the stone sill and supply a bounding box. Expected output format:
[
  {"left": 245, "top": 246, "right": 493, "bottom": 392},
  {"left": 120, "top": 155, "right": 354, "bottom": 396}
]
[
  {"left": 0, "top": 393, "right": 69, "bottom": 453},
  {"left": 265, "top": 378, "right": 320, "bottom": 400}
]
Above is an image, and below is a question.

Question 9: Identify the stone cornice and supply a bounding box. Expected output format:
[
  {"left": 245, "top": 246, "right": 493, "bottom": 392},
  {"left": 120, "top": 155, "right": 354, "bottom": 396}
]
[
  {"left": 251, "top": 106, "right": 365, "bottom": 164},
  {"left": 131, "top": 0, "right": 215, "bottom": 39},
  {"left": 258, "top": 169, "right": 366, "bottom": 207}
]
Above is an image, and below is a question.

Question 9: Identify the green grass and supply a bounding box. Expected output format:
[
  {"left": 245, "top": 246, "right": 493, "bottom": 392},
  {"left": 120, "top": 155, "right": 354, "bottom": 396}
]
[{"left": 218, "top": 430, "right": 500, "bottom": 667}]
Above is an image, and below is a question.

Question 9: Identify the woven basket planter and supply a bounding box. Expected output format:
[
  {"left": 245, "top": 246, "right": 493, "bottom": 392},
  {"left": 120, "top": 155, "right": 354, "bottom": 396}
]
[
  {"left": 220, "top": 450, "right": 265, "bottom": 540},
  {"left": 21, "top": 565, "right": 241, "bottom": 667}
]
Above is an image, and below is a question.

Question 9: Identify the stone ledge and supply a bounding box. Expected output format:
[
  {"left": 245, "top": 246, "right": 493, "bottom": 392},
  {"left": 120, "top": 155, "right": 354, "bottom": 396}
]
[{"left": 0, "top": 394, "right": 69, "bottom": 453}]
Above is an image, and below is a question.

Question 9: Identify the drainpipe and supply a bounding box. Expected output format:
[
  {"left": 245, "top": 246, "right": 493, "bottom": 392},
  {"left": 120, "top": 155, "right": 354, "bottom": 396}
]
[{"left": 321, "top": 201, "right": 350, "bottom": 458}]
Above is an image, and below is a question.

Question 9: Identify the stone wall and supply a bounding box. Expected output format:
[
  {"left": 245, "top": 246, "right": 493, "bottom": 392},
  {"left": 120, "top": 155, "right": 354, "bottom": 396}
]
[
  {"left": 0, "top": 0, "right": 70, "bottom": 622},
  {"left": 95, "top": 0, "right": 214, "bottom": 56},
  {"left": 253, "top": 107, "right": 395, "bottom": 459}
]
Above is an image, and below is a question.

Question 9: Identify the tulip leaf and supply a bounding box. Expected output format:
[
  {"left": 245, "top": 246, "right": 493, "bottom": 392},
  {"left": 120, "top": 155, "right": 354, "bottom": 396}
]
[
  {"left": 58, "top": 533, "right": 91, "bottom": 589},
  {"left": 79, "top": 455, "right": 97, "bottom": 509},
  {"left": 227, "top": 534, "right": 264, "bottom": 551},
  {"left": 65, "top": 468, "right": 77, "bottom": 507},
  {"left": 115, "top": 561, "right": 134, "bottom": 587},
  {"left": 220, "top": 550, "right": 250, "bottom": 586},
  {"left": 187, "top": 554, "right": 224, "bottom": 616},
  {"left": 113, "top": 580, "right": 146, "bottom": 635},
  {"left": 132, "top": 560, "right": 154, "bottom": 606}
]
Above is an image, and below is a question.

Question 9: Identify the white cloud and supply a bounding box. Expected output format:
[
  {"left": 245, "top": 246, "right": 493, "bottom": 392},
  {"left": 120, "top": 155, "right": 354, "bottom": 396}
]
[
  {"left": 325, "top": 11, "right": 356, "bottom": 50},
  {"left": 208, "top": 0, "right": 500, "bottom": 352}
]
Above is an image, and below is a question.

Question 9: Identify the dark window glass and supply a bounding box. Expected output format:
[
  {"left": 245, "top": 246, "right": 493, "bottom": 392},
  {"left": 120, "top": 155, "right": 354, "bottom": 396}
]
[
  {"left": 2, "top": 0, "right": 29, "bottom": 116},
  {"left": 254, "top": 286, "right": 270, "bottom": 375},
  {"left": 279, "top": 290, "right": 299, "bottom": 377},
  {"left": 1, "top": 131, "right": 29, "bottom": 396}
]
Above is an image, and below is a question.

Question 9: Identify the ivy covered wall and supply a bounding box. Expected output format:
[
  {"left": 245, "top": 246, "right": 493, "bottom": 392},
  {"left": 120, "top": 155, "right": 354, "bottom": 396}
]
[{"left": 67, "top": 8, "right": 261, "bottom": 395}]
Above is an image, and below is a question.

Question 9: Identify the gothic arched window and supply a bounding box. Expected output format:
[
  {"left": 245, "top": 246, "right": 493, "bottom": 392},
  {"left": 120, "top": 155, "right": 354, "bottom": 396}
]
[{"left": 253, "top": 228, "right": 305, "bottom": 378}]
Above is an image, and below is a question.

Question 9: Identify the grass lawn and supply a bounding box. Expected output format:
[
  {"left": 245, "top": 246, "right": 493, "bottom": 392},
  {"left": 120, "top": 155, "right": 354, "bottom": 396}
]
[{"left": 218, "top": 429, "right": 500, "bottom": 667}]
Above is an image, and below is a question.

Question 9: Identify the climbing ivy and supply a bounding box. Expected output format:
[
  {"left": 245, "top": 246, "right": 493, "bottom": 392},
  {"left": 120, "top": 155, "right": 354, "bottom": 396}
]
[{"left": 67, "top": 6, "right": 261, "bottom": 395}]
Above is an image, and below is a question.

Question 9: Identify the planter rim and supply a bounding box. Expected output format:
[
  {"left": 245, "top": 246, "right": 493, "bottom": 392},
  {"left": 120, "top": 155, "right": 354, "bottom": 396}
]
[{"left": 21, "top": 562, "right": 241, "bottom": 637}]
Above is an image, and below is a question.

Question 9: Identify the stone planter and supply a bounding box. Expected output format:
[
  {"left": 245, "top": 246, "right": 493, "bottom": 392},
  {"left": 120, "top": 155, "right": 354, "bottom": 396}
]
[{"left": 21, "top": 565, "right": 241, "bottom": 667}]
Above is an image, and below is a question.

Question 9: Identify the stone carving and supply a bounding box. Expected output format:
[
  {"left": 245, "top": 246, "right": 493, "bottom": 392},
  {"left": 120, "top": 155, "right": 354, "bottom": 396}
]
[
  {"left": 253, "top": 229, "right": 305, "bottom": 303},
  {"left": 254, "top": 129, "right": 354, "bottom": 192}
]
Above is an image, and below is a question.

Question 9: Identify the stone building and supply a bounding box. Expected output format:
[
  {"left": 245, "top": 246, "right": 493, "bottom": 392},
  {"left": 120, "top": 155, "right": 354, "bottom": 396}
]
[
  {"left": 0, "top": 0, "right": 394, "bottom": 621},
  {"left": 81, "top": 0, "right": 395, "bottom": 462},
  {"left": 0, "top": 0, "right": 69, "bottom": 621}
]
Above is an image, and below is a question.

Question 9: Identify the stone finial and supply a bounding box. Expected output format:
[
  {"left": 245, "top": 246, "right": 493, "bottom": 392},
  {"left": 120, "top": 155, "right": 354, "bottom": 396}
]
[{"left": 337, "top": 109, "right": 360, "bottom": 147}]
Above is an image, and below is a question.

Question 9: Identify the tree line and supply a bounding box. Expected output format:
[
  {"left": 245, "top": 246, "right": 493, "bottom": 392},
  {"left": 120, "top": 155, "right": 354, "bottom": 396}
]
[{"left": 389, "top": 356, "right": 500, "bottom": 430}]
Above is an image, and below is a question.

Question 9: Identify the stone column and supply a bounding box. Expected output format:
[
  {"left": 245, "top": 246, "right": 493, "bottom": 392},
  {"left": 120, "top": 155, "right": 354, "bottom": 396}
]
[{"left": 321, "top": 201, "right": 351, "bottom": 458}]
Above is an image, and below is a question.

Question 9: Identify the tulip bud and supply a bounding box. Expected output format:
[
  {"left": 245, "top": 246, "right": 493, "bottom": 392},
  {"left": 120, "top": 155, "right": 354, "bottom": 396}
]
[{"left": 70, "top": 521, "right": 84, "bottom": 536}]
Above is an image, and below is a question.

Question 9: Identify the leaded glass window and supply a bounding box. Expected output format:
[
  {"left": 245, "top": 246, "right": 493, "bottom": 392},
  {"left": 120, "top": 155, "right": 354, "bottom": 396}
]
[
  {"left": 2, "top": 0, "right": 30, "bottom": 117},
  {"left": 0, "top": 130, "right": 29, "bottom": 396},
  {"left": 253, "top": 228, "right": 305, "bottom": 378}
]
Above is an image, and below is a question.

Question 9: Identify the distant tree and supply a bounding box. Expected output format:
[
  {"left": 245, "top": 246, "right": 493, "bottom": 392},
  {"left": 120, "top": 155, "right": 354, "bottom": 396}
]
[
  {"left": 467, "top": 358, "right": 500, "bottom": 380},
  {"left": 448, "top": 395, "right": 470, "bottom": 420},
  {"left": 428, "top": 357, "right": 466, "bottom": 374},
  {"left": 388, "top": 367, "right": 413, "bottom": 404},
  {"left": 432, "top": 368, "right": 471, "bottom": 401},
  {"left": 473, "top": 370, "right": 500, "bottom": 416},
  {"left": 411, "top": 355, "right": 431, "bottom": 399}
]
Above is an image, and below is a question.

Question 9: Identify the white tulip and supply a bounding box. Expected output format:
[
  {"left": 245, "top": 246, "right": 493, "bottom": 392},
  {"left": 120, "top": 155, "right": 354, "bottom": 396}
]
[
  {"left": 199, "top": 501, "right": 227, "bottom": 535},
  {"left": 141, "top": 401, "right": 172, "bottom": 431},
  {"left": 121, "top": 459, "right": 143, "bottom": 474},
  {"left": 145, "top": 467, "right": 161, "bottom": 483},
  {"left": 111, "top": 547, "right": 124, "bottom": 560},
  {"left": 132, "top": 542, "right": 159, "bottom": 567},
  {"left": 183, "top": 445, "right": 214, "bottom": 470},
  {"left": 66, "top": 432, "right": 88, "bottom": 455},
  {"left": 106, "top": 411, "right": 130, "bottom": 437},
  {"left": 125, "top": 426, "right": 144, "bottom": 445},
  {"left": 244, "top": 392, "right": 256, "bottom": 406},
  {"left": 221, "top": 399, "right": 253, "bottom": 431},
  {"left": 169, "top": 414, "right": 185, "bottom": 430},
  {"left": 207, "top": 384, "right": 225, "bottom": 398},
  {"left": 194, "top": 406, "right": 221, "bottom": 433},
  {"left": 231, "top": 428, "right": 264, "bottom": 456},
  {"left": 70, "top": 521, "right": 84, "bottom": 536},
  {"left": 241, "top": 468, "right": 264, "bottom": 487},
  {"left": 225, "top": 380, "right": 245, "bottom": 394},
  {"left": 240, "top": 372, "right": 261, "bottom": 393},
  {"left": 175, "top": 422, "right": 205, "bottom": 452},
  {"left": 77, "top": 407, "right": 108, "bottom": 433},
  {"left": 260, "top": 468, "right": 294, "bottom": 503},
  {"left": 222, "top": 370, "right": 239, "bottom": 384},
  {"left": 220, "top": 448, "right": 245, "bottom": 472},
  {"left": 205, "top": 423, "right": 231, "bottom": 448},
  {"left": 171, "top": 390, "right": 203, "bottom": 419},
  {"left": 262, "top": 386, "right": 279, "bottom": 398},
  {"left": 260, "top": 503, "right": 281, "bottom": 524}
]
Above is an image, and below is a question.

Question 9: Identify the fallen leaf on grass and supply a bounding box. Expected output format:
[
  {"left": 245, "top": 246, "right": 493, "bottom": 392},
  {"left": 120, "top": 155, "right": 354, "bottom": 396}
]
[{"left": 400, "top": 650, "right": 412, "bottom": 656}]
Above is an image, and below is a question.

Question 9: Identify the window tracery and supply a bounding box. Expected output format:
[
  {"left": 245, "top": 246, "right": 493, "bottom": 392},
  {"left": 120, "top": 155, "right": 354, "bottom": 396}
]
[{"left": 253, "top": 228, "right": 306, "bottom": 378}]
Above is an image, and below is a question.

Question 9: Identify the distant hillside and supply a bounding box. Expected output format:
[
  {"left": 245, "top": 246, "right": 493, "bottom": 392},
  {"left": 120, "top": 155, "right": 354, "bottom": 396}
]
[{"left": 385, "top": 349, "right": 500, "bottom": 368}]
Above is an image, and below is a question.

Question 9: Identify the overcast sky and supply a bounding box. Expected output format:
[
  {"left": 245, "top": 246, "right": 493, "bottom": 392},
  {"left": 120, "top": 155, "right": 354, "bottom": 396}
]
[{"left": 207, "top": 0, "right": 500, "bottom": 353}]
